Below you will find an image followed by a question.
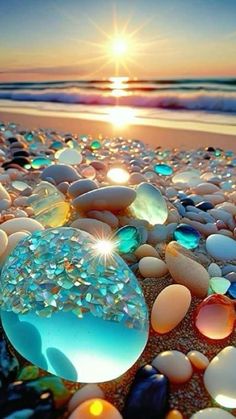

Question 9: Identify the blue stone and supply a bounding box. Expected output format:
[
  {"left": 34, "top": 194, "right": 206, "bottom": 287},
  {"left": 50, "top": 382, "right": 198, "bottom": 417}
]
[
  {"left": 196, "top": 201, "right": 214, "bottom": 211},
  {"left": 114, "top": 226, "right": 141, "bottom": 254},
  {"left": 123, "top": 364, "right": 169, "bottom": 419},
  {"left": 180, "top": 198, "right": 195, "bottom": 207},
  {"left": 228, "top": 282, "right": 236, "bottom": 299},
  {"left": 154, "top": 164, "right": 173, "bottom": 176},
  {"left": 173, "top": 223, "right": 201, "bottom": 249},
  {"left": 0, "top": 227, "right": 148, "bottom": 383}
]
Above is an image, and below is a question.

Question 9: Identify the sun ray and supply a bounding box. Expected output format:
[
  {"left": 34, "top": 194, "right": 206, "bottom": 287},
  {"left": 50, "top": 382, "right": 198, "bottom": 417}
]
[{"left": 87, "top": 16, "right": 113, "bottom": 40}]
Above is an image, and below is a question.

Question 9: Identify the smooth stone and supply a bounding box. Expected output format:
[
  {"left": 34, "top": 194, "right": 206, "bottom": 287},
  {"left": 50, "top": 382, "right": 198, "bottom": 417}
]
[
  {"left": 68, "top": 384, "right": 104, "bottom": 413},
  {"left": 0, "top": 199, "right": 11, "bottom": 211},
  {"left": 58, "top": 148, "right": 83, "bottom": 165},
  {"left": 129, "top": 172, "right": 146, "bottom": 185},
  {"left": 154, "top": 163, "right": 173, "bottom": 176},
  {"left": 0, "top": 183, "right": 11, "bottom": 201},
  {"left": 166, "top": 410, "right": 183, "bottom": 419},
  {"left": 57, "top": 181, "right": 69, "bottom": 194},
  {"left": 31, "top": 157, "right": 52, "bottom": 169},
  {"left": 202, "top": 194, "right": 225, "bottom": 205},
  {"left": 209, "top": 277, "right": 231, "bottom": 294},
  {"left": 0, "top": 232, "right": 30, "bottom": 266},
  {"left": 70, "top": 218, "right": 112, "bottom": 237},
  {"left": 68, "top": 399, "right": 122, "bottom": 419},
  {"left": 204, "top": 346, "right": 236, "bottom": 408},
  {"left": 73, "top": 186, "right": 136, "bottom": 212},
  {"left": 86, "top": 210, "right": 118, "bottom": 229},
  {"left": 195, "top": 201, "right": 214, "bottom": 211},
  {"left": 225, "top": 272, "right": 236, "bottom": 282},
  {"left": 206, "top": 234, "right": 236, "bottom": 260},
  {"left": 193, "top": 183, "right": 220, "bottom": 195},
  {"left": 208, "top": 263, "right": 222, "bottom": 277},
  {"left": 181, "top": 219, "right": 218, "bottom": 237},
  {"left": 209, "top": 209, "right": 235, "bottom": 230},
  {"left": 152, "top": 350, "right": 192, "bottom": 384},
  {"left": 0, "top": 229, "right": 8, "bottom": 257},
  {"left": 123, "top": 364, "right": 169, "bottom": 419},
  {"left": 0, "top": 218, "right": 44, "bottom": 235},
  {"left": 217, "top": 202, "right": 236, "bottom": 216},
  {"left": 195, "top": 295, "right": 235, "bottom": 340},
  {"left": 173, "top": 224, "right": 201, "bottom": 250},
  {"left": 134, "top": 244, "right": 160, "bottom": 259},
  {"left": 172, "top": 170, "right": 201, "bottom": 187},
  {"left": 148, "top": 225, "right": 168, "bottom": 245},
  {"left": 191, "top": 408, "right": 235, "bottom": 418},
  {"left": 151, "top": 284, "right": 191, "bottom": 334},
  {"left": 139, "top": 257, "right": 168, "bottom": 278},
  {"left": 107, "top": 167, "right": 130, "bottom": 184},
  {"left": 228, "top": 282, "right": 236, "bottom": 298},
  {"left": 115, "top": 226, "right": 141, "bottom": 254},
  {"left": 68, "top": 179, "right": 98, "bottom": 198},
  {"left": 180, "top": 198, "right": 195, "bottom": 207},
  {"left": 130, "top": 183, "right": 168, "bottom": 225},
  {"left": 165, "top": 242, "right": 210, "bottom": 297},
  {"left": 187, "top": 351, "right": 209, "bottom": 370},
  {"left": 41, "top": 164, "right": 80, "bottom": 184},
  {"left": 1, "top": 227, "right": 148, "bottom": 383}
]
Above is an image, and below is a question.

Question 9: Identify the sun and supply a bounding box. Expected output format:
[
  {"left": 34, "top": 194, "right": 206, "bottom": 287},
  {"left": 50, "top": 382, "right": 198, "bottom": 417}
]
[{"left": 111, "top": 37, "right": 128, "bottom": 57}]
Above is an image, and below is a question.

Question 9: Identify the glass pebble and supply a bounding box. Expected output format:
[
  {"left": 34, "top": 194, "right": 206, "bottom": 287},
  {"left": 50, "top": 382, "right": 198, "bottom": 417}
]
[
  {"left": 90, "top": 140, "right": 101, "bottom": 150},
  {"left": 228, "top": 282, "right": 236, "bottom": 299},
  {"left": 57, "top": 148, "right": 82, "bottom": 165},
  {"left": 31, "top": 157, "right": 52, "bottom": 169},
  {"left": 114, "top": 226, "right": 141, "bottom": 254},
  {"left": 0, "top": 227, "right": 148, "bottom": 383},
  {"left": 154, "top": 164, "right": 173, "bottom": 176},
  {"left": 209, "top": 277, "right": 231, "bottom": 295},
  {"left": 173, "top": 224, "right": 201, "bottom": 249}
]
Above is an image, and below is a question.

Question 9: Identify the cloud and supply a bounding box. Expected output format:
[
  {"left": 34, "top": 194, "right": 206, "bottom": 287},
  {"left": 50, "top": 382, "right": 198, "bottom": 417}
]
[{"left": 0, "top": 64, "right": 87, "bottom": 75}]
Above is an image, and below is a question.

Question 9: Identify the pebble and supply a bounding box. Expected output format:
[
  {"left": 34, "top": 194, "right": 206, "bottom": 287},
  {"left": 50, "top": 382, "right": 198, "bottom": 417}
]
[
  {"left": 191, "top": 408, "right": 235, "bottom": 418},
  {"left": 0, "top": 229, "right": 8, "bottom": 257},
  {"left": 139, "top": 256, "right": 168, "bottom": 278},
  {"left": 0, "top": 198, "right": 11, "bottom": 211},
  {"left": 187, "top": 350, "right": 209, "bottom": 370},
  {"left": 209, "top": 277, "right": 231, "bottom": 294},
  {"left": 57, "top": 148, "right": 83, "bottom": 165},
  {"left": 0, "top": 183, "right": 11, "bottom": 201},
  {"left": 73, "top": 186, "right": 136, "bottom": 212},
  {"left": 165, "top": 241, "right": 210, "bottom": 297},
  {"left": 41, "top": 164, "right": 80, "bottom": 184},
  {"left": 68, "top": 399, "right": 122, "bottom": 419},
  {"left": 204, "top": 346, "right": 236, "bottom": 408},
  {"left": 70, "top": 218, "right": 111, "bottom": 237},
  {"left": 115, "top": 225, "right": 141, "bottom": 254},
  {"left": 0, "top": 231, "right": 30, "bottom": 265},
  {"left": 151, "top": 284, "right": 191, "bottom": 334},
  {"left": 193, "top": 182, "right": 219, "bottom": 195},
  {"left": 172, "top": 170, "right": 201, "bottom": 187},
  {"left": 152, "top": 350, "right": 193, "bottom": 384},
  {"left": 0, "top": 217, "right": 44, "bottom": 235},
  {"left": 68, "top": 384, "right": 104, "bottom": 413},
  {"left": 207, "top": 262, "right": 222, "bottom": 277},
  {"left": 206, "top": 234, "right": 236, "bottom": 260},
  {"left": 134, "top": 244, "right": 160, "bottom": 259},
  {"left": 68, "top": 179, "right": 98, "bottom": 198},
  {"left": 166, "top": 410, "right": 183, "bottom": 419},
  {"left": 148, "top": 225, "right": 168, "bottom": 244},
  {"left": 173, "top": 224, "right": 201, "bottom": 249},
  {"left": 87, "top": 210, "right": 119, "bottom": 229}
]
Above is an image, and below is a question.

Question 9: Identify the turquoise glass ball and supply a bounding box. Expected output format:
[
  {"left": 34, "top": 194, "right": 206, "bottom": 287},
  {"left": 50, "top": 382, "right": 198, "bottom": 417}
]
[
  {"left": 0, "top": 228, "right": 148, "bottom": 383},
  {"left": 154, "top": 164, "right": 173, "bottom": 176},
  {"left": 173, "top": 224, "right": 201, "bottom": 249}
]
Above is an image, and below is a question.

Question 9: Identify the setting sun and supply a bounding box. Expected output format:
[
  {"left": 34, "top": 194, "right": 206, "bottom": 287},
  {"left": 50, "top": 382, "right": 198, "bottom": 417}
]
[{"left": 111, "top": 37, "right": 128, "bottom": 57}]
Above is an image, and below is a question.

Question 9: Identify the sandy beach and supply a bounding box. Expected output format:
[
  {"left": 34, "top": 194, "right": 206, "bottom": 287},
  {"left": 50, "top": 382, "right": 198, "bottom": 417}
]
[{"left": 1, "top": 110, "right": 236, "bottom": 151}]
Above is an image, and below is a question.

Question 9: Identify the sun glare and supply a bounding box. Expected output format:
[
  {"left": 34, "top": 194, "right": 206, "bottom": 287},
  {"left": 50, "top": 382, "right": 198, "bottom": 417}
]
[
  {"left": 108, "top": 107, "right": 135, "bottom": 127},
  {"left": 111, "top": 37, "right": 128, "bottom": 57}
]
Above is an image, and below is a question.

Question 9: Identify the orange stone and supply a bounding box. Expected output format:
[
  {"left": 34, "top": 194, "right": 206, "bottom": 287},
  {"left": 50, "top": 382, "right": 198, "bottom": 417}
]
[{"left": 195, "top": 294, "right": 235, "bottom": 340}]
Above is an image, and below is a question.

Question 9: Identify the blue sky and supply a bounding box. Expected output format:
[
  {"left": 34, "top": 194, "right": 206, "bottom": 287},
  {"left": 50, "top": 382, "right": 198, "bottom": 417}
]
[{"left": 0, "top": 0, "right": 236, "bottom": 80}]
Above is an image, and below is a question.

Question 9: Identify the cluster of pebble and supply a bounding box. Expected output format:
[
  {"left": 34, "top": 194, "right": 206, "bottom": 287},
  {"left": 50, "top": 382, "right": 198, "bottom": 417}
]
[{"left": 0, "top": 121, "right": 235, "bottom": 418}]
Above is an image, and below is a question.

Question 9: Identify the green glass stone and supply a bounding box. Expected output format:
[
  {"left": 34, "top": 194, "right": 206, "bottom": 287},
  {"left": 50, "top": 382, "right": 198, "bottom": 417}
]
[
  {"left": 31, "top": 157, "right": 52, "bottom": 169},
  {"left": 154, "top": 164, "right": 173, "bottom": 176},
  {"left": 0, "top": 227, "right": 148, "bottom": 383},
  {"left": 90, "top": 140, "right": 101, "bottom": 150},
  {"left": 130, "top": 182, "right": 168, "bottom": 225},
  {"left": 209, "top": 277, "right": 231, "bottom": 295},
  {"left": 50, "top": 141, "right": 63, "bottom": 150},
  {"left": 115, "top": 226, "right": 141, "bottom": 254},
  {"left": 173, "top": 224, "right": 201, "bottom": 249},
  {"left": 18, "top": 365, "right": 39, "bottom": 381},
  {"left": 24, "top": 132, "right": 34, "bottom": 142}
]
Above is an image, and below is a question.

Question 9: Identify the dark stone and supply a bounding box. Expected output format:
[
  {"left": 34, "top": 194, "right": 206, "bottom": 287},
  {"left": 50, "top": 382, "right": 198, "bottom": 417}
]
[
  {"left": 196, "top": 201, "right": 214, "bottom": 211},
  {"left": 203, "top": 154, "right": 211, "bottom": 160},
  {"left": 123, "top": 364, "right": 169, "bottom": 419},
  {"left": 7, "top": 137, "right": 18, "bottom": 144},
  {"left": 0, "top": 336, "right": 19, "bottom": 387},
  {"left": 0, "top": 381, "right": 55, "bottom": 418},
  {"left": 5, "top": 157, "right": 30, "bottom": 168},
  {"left": 206, "top": 147, "right": 215, "bottom": 152},
  {"left": 180, "top": 198, "right": 195, "bottom": 207},
  {"left": 12, "top": 150, "right": 30, "bottom": 158}
]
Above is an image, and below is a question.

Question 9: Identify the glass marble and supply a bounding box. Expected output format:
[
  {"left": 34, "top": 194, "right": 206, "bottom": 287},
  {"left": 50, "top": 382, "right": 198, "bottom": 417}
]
[
  {"left": 195, "top": 294, "right": 235, "bottom": 340},
  {"left": 130, "top": 182, "right": 168, "bottom": 225},
  {"left": 154, "top": 164, "right": 173, "bottom": 176},
  {"left": 90, "top": 140, "right": 101, "bottom": 150},
  {"left": 114, "top": 226, "right": 141, "bottom": 254},
  {"left": 0, "top": 228, "right": 148, "bottom": 383},
  {"left": 31, "top": 157, "right": 52, "bottom": 169},
  {"left": 173, "top": 224, "right": 201, "bottom": 250},
  {"left": 29, "top": 181, "right": 70, "bottom": 227}
]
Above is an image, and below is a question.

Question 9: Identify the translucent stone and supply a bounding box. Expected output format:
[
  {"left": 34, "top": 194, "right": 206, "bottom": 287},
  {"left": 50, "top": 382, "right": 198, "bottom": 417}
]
[
  {"left": 12, "top": 180, "right": 29, "bottom": 191},
  {"left": 172, "top": 170, "right": 201, "bottom": 186},
  {"left": 57, "top": 148, "right": 82, "bottom": 165},
  {"left": 114, "top": 226, "right": 141, "bottom": 254},
  {"left": 209, "top": 277, "right": 231, "bottom": 295},
  {"left": 90, "top": 140, "right": 101, "bottom": 150},
  {"left": 0, "top": 227, "right": 148, "bottom": 383},
  {"left": 80, "top": 166, "right": 96, "bottom": 180},
  {"left": 31, "top": 157, "right": 52, "bottom": 169},
  {"left": 173, "top": 224, "right": 201, "bottom": 249},
  {"left": 154, "top": 164, "right": 173, "bottom": 176},
  {"left": 24, "top": 132, "right": 34, "bottom": 142},
  {"left": 195, "top": 294, "right": 235, "bottom": 340},
  {"left": 130, "top": 183, "right": 168, "bottom": 225},
  {"left": 107, "top": 168, "right": 130, "bottom": 184},
  {"left": 228, "top": 282, "right": 236, "bottom": 299},
  {"left": 29, "top": 182, "right": 70, "bottom": 227}
]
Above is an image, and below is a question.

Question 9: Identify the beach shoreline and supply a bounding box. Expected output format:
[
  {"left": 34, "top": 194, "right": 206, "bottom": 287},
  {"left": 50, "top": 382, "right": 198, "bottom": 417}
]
[{"left": 1, "top": 110, "right": 236, "bottom": 151}]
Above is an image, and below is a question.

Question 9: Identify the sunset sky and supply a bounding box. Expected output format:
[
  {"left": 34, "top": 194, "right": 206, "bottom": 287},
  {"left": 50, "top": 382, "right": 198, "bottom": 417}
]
[{"left": 1, "top": 0, "right": 236, "bottom": 82}]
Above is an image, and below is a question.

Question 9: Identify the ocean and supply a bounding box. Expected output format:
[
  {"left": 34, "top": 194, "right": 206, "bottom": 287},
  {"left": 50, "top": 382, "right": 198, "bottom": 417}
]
[{"left": 0, "top": 78, "right": 236, "bottom": 134}]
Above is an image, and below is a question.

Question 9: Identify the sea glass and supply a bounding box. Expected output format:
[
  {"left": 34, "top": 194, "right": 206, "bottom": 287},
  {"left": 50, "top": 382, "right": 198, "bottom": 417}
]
[
  {"left": 0, "top": 227, "right": 149, "bottom": 383},
  {"left": 90, "top": 140, "right": 101, "bottom": 150},
  {"left": 31, "top": 157, "right": 52, "bottom": 169},
  {"left": 29, "top": 181, "right": 70, "bottom": 227},
  {"left": 57, "top": 148, "right": 82, "bottom": 165},
  {"left": 173, "top": 224, "right": 201, "bottom": 249},
  {"left": 114, "top": 226, "right": 141, "bottom": 254},
  {"left": 154, "top": 164, "right": 173, "bottom": 176},
  {"left": 130, "top": 182, "right": 168, "bottom": 225}
]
